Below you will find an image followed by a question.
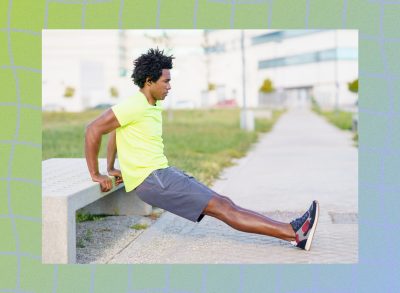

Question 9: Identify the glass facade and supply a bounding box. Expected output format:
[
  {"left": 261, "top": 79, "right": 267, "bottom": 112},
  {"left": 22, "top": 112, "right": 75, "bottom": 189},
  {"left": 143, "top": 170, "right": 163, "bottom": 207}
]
[
  {"left": 252, "top": 30, "right": 323, "bottom": 45},
  {"left": 258, "top": 48, "right": 358, "bottom": 69},
  {"left": 204, "top": 42, "right": 225, "bottom": 54}
]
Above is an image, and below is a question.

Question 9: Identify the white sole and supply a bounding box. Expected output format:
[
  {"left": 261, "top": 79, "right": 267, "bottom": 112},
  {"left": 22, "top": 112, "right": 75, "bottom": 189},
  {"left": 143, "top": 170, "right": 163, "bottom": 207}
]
[{"left": 304, "top": 200, "right": 319, "bottom": 251}]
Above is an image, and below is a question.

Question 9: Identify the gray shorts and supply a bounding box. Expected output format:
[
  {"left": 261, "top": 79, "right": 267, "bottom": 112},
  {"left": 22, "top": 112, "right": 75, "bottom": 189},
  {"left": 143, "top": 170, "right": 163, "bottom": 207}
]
[{"left": 134, "top": 166, "right": 215, "bottom": 222}]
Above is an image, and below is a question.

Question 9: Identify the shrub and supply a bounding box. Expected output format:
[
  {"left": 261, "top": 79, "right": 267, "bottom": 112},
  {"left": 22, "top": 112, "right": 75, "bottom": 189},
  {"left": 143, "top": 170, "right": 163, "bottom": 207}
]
[
  {"left": 348, "top": 79, "right": 358, "bottom": 93},
  {"left": 64, "top": 86, "right": 75, "bottom": 98},
  {"left": 110, "top": 86, "right": 119, "bottom": 98},
  {"left": 259, "top": 78, "right": 275, "bottom": 93}
]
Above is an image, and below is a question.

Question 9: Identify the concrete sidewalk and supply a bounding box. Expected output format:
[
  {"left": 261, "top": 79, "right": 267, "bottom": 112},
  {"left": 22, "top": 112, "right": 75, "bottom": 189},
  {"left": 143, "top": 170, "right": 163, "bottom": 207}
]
[{"left": 109, "top": 108, "right": 358, "bottom": 264}]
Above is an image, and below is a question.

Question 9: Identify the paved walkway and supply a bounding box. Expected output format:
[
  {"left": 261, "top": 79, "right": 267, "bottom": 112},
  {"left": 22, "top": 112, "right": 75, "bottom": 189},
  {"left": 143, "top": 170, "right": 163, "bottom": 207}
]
[{"left": 109, "top": 108, "right": 358, "bottom": 264}]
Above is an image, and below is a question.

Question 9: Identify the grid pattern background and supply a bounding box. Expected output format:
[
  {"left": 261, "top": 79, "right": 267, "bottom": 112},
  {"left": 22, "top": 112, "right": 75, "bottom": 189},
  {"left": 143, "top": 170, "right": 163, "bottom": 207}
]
[{"left": 0, "top": 0, "right": 399, "bottom": 292}]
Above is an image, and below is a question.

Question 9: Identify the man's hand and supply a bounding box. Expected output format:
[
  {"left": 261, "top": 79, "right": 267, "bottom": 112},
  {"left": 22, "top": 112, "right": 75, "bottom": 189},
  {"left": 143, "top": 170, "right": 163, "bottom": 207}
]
[
  {"left": 108, "top": 168, "right": 123, "bottom": 186},
  {"left": 91, "top": 174, "right": 113, "bottom": 192}
]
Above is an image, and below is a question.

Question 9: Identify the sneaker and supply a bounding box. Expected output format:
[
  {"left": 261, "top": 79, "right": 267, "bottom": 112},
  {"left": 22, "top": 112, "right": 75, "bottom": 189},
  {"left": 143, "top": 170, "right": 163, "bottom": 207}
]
[{"left": 290, "top": 200, "right": 319, "bottom": 251}]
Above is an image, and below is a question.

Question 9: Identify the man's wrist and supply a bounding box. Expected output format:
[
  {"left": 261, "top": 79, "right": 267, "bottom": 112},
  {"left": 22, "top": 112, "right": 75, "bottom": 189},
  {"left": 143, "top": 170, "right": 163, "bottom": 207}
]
[{"left": 90, "top": 171, "right": 100, "bottom": 179}]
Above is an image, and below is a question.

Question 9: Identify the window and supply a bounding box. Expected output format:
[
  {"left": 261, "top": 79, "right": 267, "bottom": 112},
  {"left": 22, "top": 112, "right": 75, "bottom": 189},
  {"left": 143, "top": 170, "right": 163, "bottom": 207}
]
[
  {"left": 252, "top": 30, "right": 323, "bottom": 45},
  {"left": 259, "top": 48, "right": 358, "bottom": 69}
]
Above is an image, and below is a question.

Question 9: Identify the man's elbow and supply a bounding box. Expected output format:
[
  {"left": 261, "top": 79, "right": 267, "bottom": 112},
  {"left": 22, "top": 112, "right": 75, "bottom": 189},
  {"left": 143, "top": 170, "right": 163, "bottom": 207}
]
[{"left": 85, "top": 122, "right": 101, "bottom": 138}]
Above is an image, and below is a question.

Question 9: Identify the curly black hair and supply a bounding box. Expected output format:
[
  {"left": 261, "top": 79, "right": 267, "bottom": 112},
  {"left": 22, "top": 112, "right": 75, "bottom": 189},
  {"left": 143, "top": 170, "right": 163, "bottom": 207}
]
[{"left": 131, "top": 48, "right": 174, "bottom": 88}]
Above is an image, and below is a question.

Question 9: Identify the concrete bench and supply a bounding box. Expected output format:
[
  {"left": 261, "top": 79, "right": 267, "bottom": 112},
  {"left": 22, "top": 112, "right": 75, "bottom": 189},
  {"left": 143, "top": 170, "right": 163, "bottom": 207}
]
[{"left": 42, "top": 158, "right": 152, "bottom": 264}]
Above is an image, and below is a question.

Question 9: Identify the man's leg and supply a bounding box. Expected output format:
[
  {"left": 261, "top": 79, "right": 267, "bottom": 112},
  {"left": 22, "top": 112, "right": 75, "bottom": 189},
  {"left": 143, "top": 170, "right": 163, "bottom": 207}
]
[{"left": 202, "top": 194, "right": 296, "bottom": 242}]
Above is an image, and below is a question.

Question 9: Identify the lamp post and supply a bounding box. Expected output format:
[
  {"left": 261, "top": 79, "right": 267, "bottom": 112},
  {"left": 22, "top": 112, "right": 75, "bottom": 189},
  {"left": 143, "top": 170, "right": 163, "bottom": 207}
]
[
  {"left": 334, "top": 29, "right": 339, "bottom": 113},
  {"left": 240, "top": 30, "right": 254, "bottom": 131}
]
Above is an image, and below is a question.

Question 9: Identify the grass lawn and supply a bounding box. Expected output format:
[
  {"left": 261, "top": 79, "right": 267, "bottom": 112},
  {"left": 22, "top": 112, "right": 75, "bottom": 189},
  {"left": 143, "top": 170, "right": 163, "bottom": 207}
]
[
  {"left": 43, "top": 108, "right": 284, "bottom": 185},
  {"left": 315, "top": 109, "right": 353, "bottom": 131},
  {"left": 312, "top": 103, "right": 358, "bottom": 146}
]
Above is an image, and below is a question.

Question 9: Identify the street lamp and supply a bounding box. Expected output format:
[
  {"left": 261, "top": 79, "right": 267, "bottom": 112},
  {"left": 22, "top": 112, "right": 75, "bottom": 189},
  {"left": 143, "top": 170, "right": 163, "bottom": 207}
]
[
  {"left": 240, "top": 30, "right": 254, "bottom": 131},
  {"left": 334, "top": 29, "right": 339, "bottom": 113}
]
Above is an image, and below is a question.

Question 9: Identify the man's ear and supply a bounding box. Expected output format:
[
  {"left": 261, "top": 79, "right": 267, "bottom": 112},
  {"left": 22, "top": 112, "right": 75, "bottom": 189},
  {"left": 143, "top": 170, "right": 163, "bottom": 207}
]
[{"left": 145, "top": 77, "right": 152, "bottom": 85}]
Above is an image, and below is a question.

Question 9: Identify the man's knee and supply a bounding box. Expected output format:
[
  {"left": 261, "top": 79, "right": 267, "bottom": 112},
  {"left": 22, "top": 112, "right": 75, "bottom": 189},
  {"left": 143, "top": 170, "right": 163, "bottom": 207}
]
[
  {"left": 219, "top": 195, "right": 236, "bottom": 206},
  {"left": 203, "top": 194, "right": 235, "bottom": 218}
]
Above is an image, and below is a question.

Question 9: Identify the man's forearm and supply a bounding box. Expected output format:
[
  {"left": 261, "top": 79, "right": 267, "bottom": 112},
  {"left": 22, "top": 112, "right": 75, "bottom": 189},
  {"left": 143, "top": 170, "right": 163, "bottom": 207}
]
[
  {"left": 107, "top": 130, "right": 117, "bottom": 171},
  {"left": 85, "top": 123, "right": 102, "bottom": 178},
  {"left": 83, "top": 108, "right": 121, "bottom": 190}
]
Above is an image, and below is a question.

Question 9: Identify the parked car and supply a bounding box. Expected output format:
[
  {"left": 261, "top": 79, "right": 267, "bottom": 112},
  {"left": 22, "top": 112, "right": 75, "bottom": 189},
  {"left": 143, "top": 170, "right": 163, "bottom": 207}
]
[
  {"left": 91, "top": 103, "right": 114, "bottom": 110},
  {"left": 214, "top": 99, "right": 238, "bottom": 108}
]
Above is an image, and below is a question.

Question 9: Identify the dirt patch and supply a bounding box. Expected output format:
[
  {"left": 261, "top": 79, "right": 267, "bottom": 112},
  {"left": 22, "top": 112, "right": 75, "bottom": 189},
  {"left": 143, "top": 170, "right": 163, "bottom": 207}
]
[
  {"left": 329, "top": 212, "right": 358, "bottom": 224},
  {"left": 76, "top": 208, "right": 164, "bottom": 264}
]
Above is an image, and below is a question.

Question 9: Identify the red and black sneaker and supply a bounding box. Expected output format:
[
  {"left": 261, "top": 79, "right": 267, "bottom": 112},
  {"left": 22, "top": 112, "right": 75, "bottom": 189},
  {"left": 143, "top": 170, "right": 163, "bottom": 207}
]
[{"left": 290, "top": 200, "right": 319, "bottom": 251}]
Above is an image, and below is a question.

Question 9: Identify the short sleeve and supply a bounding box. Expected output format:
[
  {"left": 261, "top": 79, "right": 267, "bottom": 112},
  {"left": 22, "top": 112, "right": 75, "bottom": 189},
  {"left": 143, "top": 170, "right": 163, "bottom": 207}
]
[{"left": 112, "top": 98, "right": 143, "bottom": 127}]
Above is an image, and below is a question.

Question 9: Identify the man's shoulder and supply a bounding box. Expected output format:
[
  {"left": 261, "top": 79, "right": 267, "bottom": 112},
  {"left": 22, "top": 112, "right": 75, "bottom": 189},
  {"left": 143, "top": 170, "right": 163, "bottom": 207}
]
[
  {"left": 113, "top": 92, "right": 146, "bottom": 109},
  {"left": 111, "top": 92, "right": 147, "bottom": 126}
]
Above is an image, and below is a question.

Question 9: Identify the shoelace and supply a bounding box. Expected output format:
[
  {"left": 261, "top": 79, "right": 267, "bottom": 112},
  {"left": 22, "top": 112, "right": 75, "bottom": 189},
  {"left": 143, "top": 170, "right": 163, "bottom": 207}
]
[{"left": 291, "top": 210, "right": 310, "bottom": 232}]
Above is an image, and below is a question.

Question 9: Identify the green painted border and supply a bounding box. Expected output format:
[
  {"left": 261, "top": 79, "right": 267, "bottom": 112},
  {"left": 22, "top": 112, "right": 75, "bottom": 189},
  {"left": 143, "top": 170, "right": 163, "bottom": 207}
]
[{"left": 1, "top": 0, "right": 399, "bottom": 291}]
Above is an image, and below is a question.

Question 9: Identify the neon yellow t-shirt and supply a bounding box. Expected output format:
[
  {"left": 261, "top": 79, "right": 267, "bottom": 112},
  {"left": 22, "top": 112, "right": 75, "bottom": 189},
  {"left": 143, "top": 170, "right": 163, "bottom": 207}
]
[{"left": 111, "top": 91, "right": 168, "bottom": 192}]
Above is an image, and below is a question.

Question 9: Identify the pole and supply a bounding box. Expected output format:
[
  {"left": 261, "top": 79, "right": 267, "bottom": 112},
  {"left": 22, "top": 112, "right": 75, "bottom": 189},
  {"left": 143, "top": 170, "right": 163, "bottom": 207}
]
[
  {"left": 334, "top": 29, "right": 339, "bottom": 113},
  {"left": 240, "top": 30, "right": 247, "bottom": 130},
  {"left": 239, "top": 30, "right": 254, "bottom": 131}
]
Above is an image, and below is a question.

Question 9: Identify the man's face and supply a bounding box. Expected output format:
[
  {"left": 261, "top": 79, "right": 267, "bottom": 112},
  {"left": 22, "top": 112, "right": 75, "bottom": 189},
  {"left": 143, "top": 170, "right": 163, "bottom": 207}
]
[{"left": 150, "top": 69, "right": 171, "bottom": 100}]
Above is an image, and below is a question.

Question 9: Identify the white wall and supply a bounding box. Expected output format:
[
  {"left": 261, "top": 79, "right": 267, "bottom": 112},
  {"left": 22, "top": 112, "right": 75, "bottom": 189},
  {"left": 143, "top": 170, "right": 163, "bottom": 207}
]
[{"left": 43, "top": 30, "right": 126, "bottom": 111}]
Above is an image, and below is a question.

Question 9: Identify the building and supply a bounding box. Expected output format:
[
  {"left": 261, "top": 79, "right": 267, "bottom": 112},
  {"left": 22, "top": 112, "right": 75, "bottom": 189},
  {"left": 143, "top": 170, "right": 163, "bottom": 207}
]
[
  {"left": 43, "top": 30, "right": 130, "bottom": 112},
  {"left": 203, "top": 29, "right": 358, "bottom": 110}
]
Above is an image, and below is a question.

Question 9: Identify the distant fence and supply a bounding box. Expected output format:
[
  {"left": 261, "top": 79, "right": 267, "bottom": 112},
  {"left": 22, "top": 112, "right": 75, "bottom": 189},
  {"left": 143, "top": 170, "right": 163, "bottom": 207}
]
[{"left": 258, "top": 92, "right": 288, "bottom": 108}]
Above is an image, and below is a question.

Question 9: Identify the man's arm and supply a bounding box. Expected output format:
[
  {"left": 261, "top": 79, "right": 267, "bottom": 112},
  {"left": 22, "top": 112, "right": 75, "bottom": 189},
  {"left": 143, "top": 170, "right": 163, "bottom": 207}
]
[
  {"left": 85, "top": 109, "right": 120, "bottom": 192},
  {"left": 107, "top": 130, "right": 117, "bottom": 171},
  {"left": 107, "top": 130, "right": 123, "bottom": 185}
]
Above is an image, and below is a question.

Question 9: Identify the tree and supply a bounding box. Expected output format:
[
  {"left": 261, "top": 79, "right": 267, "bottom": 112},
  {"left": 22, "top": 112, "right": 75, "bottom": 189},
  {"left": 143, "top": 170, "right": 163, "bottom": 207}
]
[
  {"left": 144, "top": 31, "right": 171, "bottom": 52},
  {"left": 259, "top": 78, "right": 275, "bottom": 93},
  {"left": 110, "top": 86, "right": 119, "bottom": 98},
  {"left": 208, "top": 83, "right": 216, "bottom": 91},
  {"left": 64, "top": 86, "right": 75, "bottom": 98},
  {"left": 348, "top": 79, "right": 358, "bottom": 93}
]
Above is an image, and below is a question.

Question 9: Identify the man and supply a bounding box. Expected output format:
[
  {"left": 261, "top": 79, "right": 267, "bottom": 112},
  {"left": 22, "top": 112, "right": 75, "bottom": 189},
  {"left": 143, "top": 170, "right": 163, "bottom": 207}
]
[{"left": 85, "top": 48, "right": 319, "bottom": 251}]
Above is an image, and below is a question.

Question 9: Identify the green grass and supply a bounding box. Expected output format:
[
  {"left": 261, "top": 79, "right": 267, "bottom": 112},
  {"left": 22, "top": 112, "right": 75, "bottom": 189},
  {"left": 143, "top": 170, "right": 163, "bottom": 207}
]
[
  {"left": 76, "top": 238, "right": 85, "bottom": 248},
  {"left": 76, "top": 229, "right": 93, "bottom": 248},
  {"left": 130, "top": 223, "right": 148, "bottom": 230},
  {"left": 83, "top": 229, "right": 93, "bottom": 242},
  {"left": 312, "top": 101, "right": 358, "bottom": 144},
  {"left": 316, "top": 110, "right": 353, "bottom": 131},
  {"left": 43, "top": 110, "right": 105, "bottom": 129},
  {"left": 43, "top": 108, "right": 284, "bottom": 185},
  {"left": 43, "top": 110, "right": 106, "bottom": 160},
  {"left": 76, "top": 213, "right": 111, "bottom": 223}
]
